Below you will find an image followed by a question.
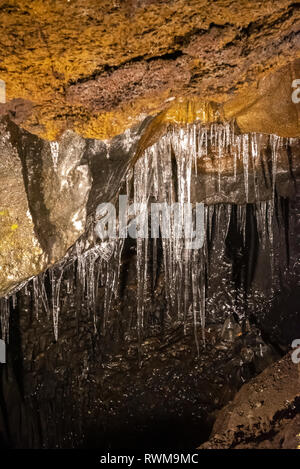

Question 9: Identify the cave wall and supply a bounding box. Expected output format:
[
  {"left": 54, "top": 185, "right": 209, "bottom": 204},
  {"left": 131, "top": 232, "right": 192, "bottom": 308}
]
[{"left": 0, "top": 0, "right": 299, "bottom": 451}]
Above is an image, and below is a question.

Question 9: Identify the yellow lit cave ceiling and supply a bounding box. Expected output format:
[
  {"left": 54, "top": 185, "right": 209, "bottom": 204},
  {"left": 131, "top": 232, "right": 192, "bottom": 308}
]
[{"left": 0, "top": 0, "right": 299, "bottom": 140}]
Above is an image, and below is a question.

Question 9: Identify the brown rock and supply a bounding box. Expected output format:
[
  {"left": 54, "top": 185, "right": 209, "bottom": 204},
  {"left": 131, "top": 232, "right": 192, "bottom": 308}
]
[
  {"left": 0, "top": 1, "right": 299, "bottom": 139},
  {"left": 199, "top": 353, "right": 300, "bottom": 449}
]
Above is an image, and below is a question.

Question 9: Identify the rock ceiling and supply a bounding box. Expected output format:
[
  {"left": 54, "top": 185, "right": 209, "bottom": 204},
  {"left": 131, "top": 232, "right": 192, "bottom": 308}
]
[{"left": 0, "top": 0, "right": 299, "bottom": 139}]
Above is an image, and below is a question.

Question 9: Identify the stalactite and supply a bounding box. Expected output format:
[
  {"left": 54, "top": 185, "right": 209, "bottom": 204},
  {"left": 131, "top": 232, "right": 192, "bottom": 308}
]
[
  {"left": 32, "top": 277, "right": 40, "bottom": 320},
  {"left": 128, "top": 123, "right": 290, "bottom": 346},
  {"left": 132, "top": 124, "right": 211, "bottom": 347},
  {"left": 49, "top": 264, "right": 65, "bottom": 342},
  {"left": 242, "top": 134, "right": 249, "bottom": 202},
  {"left": 50, "top": 141, "right": 59, "bottom": 170},
  {"left": 0, "top": 297, "right": 9, "bottom": 342},
  {"left": 0, "top": 121, "right": 294, "bottom": 353},
  {"left": 255, "top": 201, "right": 267, "bottom": 250}
]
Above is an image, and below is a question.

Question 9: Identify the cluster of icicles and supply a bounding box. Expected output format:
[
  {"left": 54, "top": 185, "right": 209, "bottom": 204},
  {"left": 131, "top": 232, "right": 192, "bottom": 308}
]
[{"left": 0, "top": 122, "right": 294, "bottom": 352}]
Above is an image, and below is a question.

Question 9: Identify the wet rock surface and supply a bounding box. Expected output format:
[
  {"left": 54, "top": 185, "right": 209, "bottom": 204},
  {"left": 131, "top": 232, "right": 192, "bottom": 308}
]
[
  {"left": 200, "top": 353, "right": 300, "bottom": 449},
  {"left": 0, "top": 115, "right": 299, "bottom": 449},
  {"left": 0, "top": 281, "right": 283, "bottom": 449},
  {"left": 0, "top": 118, "right": 45, "bottom": 296},
  {"left": 0, "top": 183, "right": 299, "bottom": 448},
  {"left": 0, "top": 117, "right": 92, "bottom": 295}
]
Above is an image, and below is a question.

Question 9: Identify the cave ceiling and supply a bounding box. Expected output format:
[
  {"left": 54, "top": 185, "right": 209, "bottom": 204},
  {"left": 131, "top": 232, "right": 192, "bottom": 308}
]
[{"left": 0, "top": 0, "right": 299, "bottom": 139}]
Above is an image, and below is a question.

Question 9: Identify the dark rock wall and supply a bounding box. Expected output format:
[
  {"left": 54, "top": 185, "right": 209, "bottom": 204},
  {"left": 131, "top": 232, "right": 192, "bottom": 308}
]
[{"left": 0, "top": 192, "right": 299, "bottom": 448}]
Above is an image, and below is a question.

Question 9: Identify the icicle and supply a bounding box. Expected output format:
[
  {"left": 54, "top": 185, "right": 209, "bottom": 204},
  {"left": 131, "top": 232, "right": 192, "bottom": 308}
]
[
  {"left": 113, "top": 239, "right": 125, "bottom": 299},
  {"left": 256, "top": 201, "right": 267, "bottom": 250},
  {"left": 0, "top": 298, "right": 9, "bottom": 342},
  {"left": 217, "top": 126, "right": 223, "bottom": 192},
  {"left": 12, "top": 294, "right": 17, "bottom": 310},
  {"left": 152, "top": 238, "right": 158, "bottom": 290},
  {"left": 226, "top": 204, "right": 232, "bottom": 240},
  {"left": 106, "top": 241, "right": 123, "bottom": 321},
  {"left": 270, "top": 135, "right": 280, "bottom": 203},
  {"left": 32, "top": 277, "right": 40, "bottom": 319},
  {"left": 66, "top": 278, "right": 71, "bottom": 294},
  {"left": 103, "top": 266, "right": 113, "bottom": 332},
  {"left": 216, "top": 204, "right": 222, "bottom": 240},
  {"left": 251, "top": 133, "right": 259, "bottom": 201},
  {"left": 208, "top": 204, "right": 214, "bottom": 242},
  {"left": 200, "top": 267, "right": 206, "bottom": 346},
  {"left": 267, "top": 200, "right": 274, "bottom": 287},
  {"left": 233, "top": 146, "right": 237, "bottom": 181},
  {"left": 242, "top": 134, "right": 249, "bottom": 202},
  {"left": 40, "top": 273, "right": 51, "bottom": 319},
  {"left": 134, "top": 151, "right": 149, "bottom": 344},
  {"left": 86, "top": 249, "right": 98, "bottom": 331},
  {"left": 182, "top": 247, "right": 192, "bottom": 334},
  {"left": 31, "top": 274, "right": 51, "bottom": 320},
  {"left": 49, "top": 263, "right": 65, "bottom": 341},
  {"left": 22, "top": 120, "right": 288, "bottom": 355},
  {"left": 50, "top": 141, "right": 59, "bottom": 170},
  {"left": 76, "top": 239, "right": 87, "bottom": 307},
  {"left": 237, "top": 205, "right": 247, "bottom": 244},
  {"left": 191, "top": 249, "right": 200, "bottom": 356}
]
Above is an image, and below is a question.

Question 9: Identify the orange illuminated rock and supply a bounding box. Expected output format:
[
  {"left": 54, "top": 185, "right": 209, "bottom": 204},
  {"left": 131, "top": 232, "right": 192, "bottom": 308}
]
[{"left": 0, "top": 0, "right": 299, "bottom": 139}]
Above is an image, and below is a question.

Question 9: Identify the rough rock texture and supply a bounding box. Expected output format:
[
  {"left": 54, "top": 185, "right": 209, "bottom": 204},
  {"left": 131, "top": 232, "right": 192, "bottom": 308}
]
[
  {"left": 0, "top": 119, "right": 45, "bottom": 295},
  {"left": 0, "top": 117, "right": 92, "bottom": 296},
  {"left": 225, "top": 60, "right": 300, "bottom": 137},
  {"left": 200, "top": 352, "right": 300, "bottom": 449},
  {"left": 0, "top": 0, "right": 299, "bottom": 139}
]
